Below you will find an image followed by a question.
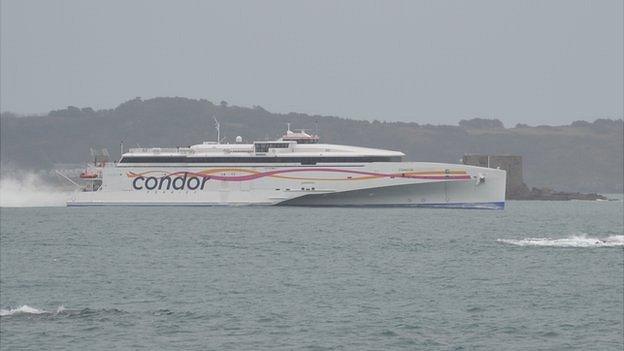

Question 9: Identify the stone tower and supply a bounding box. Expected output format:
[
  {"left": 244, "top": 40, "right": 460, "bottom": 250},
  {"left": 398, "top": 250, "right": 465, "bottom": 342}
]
[{"left": 462, "top": 154, "right": 529, "bottom": 197}]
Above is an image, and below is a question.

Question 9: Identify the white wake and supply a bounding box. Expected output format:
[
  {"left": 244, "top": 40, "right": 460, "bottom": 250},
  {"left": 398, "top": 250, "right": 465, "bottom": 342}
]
[
  {"left": 497, "top": 235, "right": 624, "bottom": 248},
  {"left": 0, "top": 174, "right": 70, "bottom": 207},
  {"left": 0, "top": 305, "right": 65, "bottom": 317}
]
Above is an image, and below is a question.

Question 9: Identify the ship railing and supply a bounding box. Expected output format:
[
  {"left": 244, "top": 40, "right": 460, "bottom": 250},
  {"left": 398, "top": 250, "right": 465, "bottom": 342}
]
[{"left": 128, "top": 147, "right": 193, "bottom": 154}]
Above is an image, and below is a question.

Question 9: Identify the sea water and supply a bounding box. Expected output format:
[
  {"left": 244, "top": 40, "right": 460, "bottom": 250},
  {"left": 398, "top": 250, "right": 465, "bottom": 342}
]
[{"left": 1, "top": 198, "right": 622, "bottom": 350}]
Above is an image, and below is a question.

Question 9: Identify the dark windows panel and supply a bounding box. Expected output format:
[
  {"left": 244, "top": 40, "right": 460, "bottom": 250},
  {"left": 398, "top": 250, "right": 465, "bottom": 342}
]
[
  {"left": 119, "top": 156, "right": 403, "bottom": 164},
  {"left": 254, "top": 142, "right": 290, "bottom": 153}
]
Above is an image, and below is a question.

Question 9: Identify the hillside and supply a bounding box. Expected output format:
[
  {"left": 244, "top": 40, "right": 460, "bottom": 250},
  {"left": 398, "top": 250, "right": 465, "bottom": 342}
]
[{"left": 1, "top": 97, "right": 622, "bottom": 193}]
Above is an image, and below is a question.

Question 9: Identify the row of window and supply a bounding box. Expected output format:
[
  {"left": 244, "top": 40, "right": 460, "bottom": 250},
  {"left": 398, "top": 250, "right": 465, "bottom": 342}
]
[
  {"left": 282, "top": 138, "right": 318, "bottom": 144},
  {"left": 119, "top": 156, "right": 402, "bottom": 164},
  {"left": 254, "top": 143, "right": 290, "bottom": 153}
]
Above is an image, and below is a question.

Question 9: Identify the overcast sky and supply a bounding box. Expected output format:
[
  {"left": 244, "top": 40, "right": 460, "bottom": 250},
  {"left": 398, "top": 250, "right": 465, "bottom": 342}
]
[{"left": 1, "top": 0, "right": 622, "bottom": 125}]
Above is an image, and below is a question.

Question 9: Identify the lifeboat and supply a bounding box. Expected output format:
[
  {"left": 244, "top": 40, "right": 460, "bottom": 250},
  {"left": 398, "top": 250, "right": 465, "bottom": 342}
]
[{"left": 79, "top": 170, "right": 99, "bottom": 179}]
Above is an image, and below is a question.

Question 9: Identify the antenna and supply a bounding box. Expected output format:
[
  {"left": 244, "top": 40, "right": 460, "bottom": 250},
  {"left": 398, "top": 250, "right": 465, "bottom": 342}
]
[
  {"left": 213, "top": 116, "right": 221, "bottom": 144},
  {"left": 287, "top": 122, "right": 291, "bottom": 133}
]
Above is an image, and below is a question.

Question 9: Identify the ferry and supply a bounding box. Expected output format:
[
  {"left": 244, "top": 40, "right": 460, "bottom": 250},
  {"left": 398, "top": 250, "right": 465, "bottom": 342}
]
[{"left": 67, "top": 126, "right": 506, "bottom": 209}]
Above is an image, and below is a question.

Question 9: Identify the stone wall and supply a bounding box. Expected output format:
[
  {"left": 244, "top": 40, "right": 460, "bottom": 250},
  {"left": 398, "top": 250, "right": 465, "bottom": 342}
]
[
  {"left": 462, "top": 154, "right": 606, "bottom": 200},
  {"left": 462, "top": 155, "right": 528, "bottom": 197}
]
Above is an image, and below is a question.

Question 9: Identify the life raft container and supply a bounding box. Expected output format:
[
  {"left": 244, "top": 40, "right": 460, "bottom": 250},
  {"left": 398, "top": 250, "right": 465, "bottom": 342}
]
[{"left": 79, "top": 170, "right": 98, "bottom": 179}]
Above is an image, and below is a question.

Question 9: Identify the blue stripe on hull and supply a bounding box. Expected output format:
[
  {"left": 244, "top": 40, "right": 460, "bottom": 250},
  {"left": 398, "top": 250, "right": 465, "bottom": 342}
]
[
  {"left": 410, "top": 201, "right": 505, "bottom": 210},
  {"left": 68, "top": 201, "right": 505, "bottom": 210},
  {"left": 281, "top": 201, "right": 505, "bottom": 210}
]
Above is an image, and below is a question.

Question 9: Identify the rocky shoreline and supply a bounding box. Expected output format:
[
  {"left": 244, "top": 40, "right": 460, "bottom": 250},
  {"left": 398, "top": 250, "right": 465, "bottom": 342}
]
[{"left": 508, "top": 187, "right": 608, "bottom": 201}]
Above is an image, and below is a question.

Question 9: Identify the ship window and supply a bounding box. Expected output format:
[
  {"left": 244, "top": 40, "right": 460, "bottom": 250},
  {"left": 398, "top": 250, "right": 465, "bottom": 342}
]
[
  {"left": 118, "top": 156, "right": 402, "bottom": 164},
  {"left": 254, "top": 142, "right": 290, "bottom": 153},
  {"left": 282, "top": 138, "right": 319, "bottom": 144}
]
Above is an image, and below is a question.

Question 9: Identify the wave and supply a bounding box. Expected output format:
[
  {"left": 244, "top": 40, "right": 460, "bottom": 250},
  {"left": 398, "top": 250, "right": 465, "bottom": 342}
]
[
  {"left": 497, "top": 235, "right": 624, "bottom": 248},
  {"left": 0, "top": 173, "right": 70, "bottom": 207},
  {"left": 0, "top": 305, "right": 65, "bottom": 317},
  {"left": 0, "top": 305, "right": 161, "bottom": 319}
]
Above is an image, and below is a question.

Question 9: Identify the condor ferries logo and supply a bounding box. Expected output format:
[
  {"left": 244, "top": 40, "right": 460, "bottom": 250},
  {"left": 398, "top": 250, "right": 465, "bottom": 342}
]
[{"left": 129, "top": 172, "right": 209, "bottom": 191}]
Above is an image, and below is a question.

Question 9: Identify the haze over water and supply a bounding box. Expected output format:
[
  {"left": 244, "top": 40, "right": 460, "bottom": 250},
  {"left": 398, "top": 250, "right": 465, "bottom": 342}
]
[{"left": 1, "top": 198, "right": 622, "bottom": 350}]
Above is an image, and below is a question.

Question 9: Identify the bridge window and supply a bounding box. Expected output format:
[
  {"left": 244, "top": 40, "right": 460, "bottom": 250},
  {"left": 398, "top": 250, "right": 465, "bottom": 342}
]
[
  {"left": 254, "top": 142, "right": 290, "bottom": 153},
  {"left": 119, "top": 156, "right": 402, "bottom": 164}
]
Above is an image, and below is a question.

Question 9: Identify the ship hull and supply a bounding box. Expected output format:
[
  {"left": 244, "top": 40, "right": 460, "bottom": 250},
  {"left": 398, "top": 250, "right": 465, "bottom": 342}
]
[
  {"left": 277, "top": 181, "right": 505, "bottom": 209},
  {"left": 67, "top": 162, "right": 506, "bottom": 209}
]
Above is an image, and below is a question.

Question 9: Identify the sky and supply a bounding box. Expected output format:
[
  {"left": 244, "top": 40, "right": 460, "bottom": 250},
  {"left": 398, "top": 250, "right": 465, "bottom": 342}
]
[{"left": 1, "top": 0, "right": 622, "bottom": 126}]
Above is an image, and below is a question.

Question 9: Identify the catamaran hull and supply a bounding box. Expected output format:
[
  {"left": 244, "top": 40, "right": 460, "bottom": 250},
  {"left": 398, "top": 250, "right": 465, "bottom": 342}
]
[
  {"left": 277, "top": 181, "right": 505, "bottom": 209},
  {"left": 67, "top": 162, "right": 506, "bottom": 209}
]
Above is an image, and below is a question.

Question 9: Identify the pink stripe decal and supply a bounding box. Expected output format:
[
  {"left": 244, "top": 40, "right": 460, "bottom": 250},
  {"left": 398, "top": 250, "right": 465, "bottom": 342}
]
[{"left": 128, "top": 168, "right": 472, "bottom": 182}]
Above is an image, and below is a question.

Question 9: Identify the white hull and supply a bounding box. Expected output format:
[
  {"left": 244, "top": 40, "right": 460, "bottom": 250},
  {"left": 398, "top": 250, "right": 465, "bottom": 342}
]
[{"left": 68, "top": 162, "right": 506, "bottom": 209}]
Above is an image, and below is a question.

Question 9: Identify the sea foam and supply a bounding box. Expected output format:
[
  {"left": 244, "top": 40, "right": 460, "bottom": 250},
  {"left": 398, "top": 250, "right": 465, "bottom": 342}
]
[
  {"left": 0, "top": 173, "right": 69, "bottom": 207},
  {"left": 0, "top": 305, "right": 65, "bottom": 317},
  {"left": 497, "top": 235, "right": 624, "bottom": 248}
]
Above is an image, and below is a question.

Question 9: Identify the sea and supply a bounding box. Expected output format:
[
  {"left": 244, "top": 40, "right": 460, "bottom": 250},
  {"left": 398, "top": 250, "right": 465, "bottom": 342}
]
[{"left": 0, "top": 195, "right": 623, "bottom": 350}]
